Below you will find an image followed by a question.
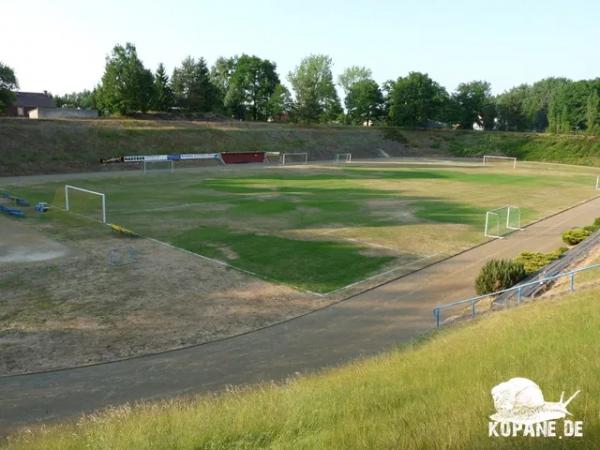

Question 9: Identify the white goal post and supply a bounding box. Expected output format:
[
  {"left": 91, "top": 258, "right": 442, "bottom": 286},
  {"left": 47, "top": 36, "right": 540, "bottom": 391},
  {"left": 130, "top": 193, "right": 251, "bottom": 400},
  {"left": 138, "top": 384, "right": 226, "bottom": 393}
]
[
  {"left": 64, "top": 185, "right": 107, "bottom": 223},
  {"left": 596, "top": 175, "right": 600, "bottom": 191},
  {"left": 143, "top": 159, "right": 175, "bottom": 174},
  {"left": 483, "top": 155, "right": 517, "bottom": 169},
  {"left": 484, "top": 205, "right": 521, "bottom": 239},
  {"left": 335, "top": 153, "right": 352, "bottom": 163},
  {"left": 281, "top": 152, "right": 308, "bottom": 165}
]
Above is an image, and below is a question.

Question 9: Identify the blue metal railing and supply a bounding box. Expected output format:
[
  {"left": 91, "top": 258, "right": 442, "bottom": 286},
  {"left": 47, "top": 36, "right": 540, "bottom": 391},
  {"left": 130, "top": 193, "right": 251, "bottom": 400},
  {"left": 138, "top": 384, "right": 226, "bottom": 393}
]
[{"left": 432, "top": 263, "right": 600, "bottom": 327}]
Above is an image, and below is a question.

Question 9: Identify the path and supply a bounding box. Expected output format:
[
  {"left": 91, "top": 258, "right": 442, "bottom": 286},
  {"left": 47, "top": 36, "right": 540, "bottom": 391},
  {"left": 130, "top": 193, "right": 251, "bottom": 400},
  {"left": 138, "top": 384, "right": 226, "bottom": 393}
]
[{"left": 1, "top": 196, "right": 599, "bottom": 435}]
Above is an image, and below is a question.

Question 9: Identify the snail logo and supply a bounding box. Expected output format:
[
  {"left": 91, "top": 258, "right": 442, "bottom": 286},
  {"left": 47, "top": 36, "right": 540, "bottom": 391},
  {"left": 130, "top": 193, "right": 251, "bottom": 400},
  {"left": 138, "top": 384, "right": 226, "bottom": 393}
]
[{"left": 488, "top": 378, "right": 583, "bottom": 438}]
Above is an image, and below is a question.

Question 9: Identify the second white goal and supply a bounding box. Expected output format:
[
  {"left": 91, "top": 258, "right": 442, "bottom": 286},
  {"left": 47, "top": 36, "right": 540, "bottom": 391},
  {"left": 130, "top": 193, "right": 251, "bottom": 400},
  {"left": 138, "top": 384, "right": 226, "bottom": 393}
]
[
  {"left": 281, "top": 152, "right": 308, "bottom": 165},
  {"left": 335, "top": 153, "right": 352, "bottom": 163},
  {"left": 484, "top": 205, "right": 521, "bottom": 239},
  {"left": 483, "top": 155, "right": 517, "bottom": 169}
]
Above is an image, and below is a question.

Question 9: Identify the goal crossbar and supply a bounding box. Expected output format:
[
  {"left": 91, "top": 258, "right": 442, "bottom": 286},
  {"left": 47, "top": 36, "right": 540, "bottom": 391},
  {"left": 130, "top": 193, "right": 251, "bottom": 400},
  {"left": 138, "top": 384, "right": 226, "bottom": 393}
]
[
  {"left": 483, "top": 155, "right": 517, "bottom": 169},
  {"left": 64, "top": 185, "right": 106, "bottom": 223},
  {"left": 282, "top": 152, "right": 308, "bottom": 165}
]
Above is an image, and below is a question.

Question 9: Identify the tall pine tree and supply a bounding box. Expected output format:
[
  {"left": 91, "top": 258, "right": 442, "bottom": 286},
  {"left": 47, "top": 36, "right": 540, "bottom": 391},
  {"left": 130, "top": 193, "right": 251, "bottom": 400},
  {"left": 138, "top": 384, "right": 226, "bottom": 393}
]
[
  {"left": 586, "top": 90, "right": 599, "bottom": 135},
  {"left": 152, "top": 63, "right": 174, "bottom": 112}
]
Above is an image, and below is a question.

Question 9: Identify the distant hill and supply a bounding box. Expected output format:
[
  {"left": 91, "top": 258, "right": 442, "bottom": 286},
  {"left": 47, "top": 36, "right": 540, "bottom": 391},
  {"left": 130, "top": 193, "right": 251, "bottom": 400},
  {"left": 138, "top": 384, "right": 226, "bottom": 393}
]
[{"left": 1, "top": 117, "right": 599, "bottom": 176}]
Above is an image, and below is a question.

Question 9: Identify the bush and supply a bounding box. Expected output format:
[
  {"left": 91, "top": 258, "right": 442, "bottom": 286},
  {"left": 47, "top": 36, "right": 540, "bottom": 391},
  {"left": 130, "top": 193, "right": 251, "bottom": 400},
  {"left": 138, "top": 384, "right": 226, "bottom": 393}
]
[
  {"left": 562, "top": 228, "right": 591, "bottom": 245},
  {"left": 514, "top": 247, "right": 568, "bottom": 275},
  {"left": 475, "top": 259, "right": 527, "bottom": 295}
]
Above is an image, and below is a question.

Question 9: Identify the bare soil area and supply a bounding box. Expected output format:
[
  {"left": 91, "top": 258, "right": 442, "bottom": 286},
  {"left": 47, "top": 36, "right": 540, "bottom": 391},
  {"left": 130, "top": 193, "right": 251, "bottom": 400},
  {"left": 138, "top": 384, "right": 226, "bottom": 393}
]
[{"left": 0, "top": 217, "right": 328, "bottom": 375}]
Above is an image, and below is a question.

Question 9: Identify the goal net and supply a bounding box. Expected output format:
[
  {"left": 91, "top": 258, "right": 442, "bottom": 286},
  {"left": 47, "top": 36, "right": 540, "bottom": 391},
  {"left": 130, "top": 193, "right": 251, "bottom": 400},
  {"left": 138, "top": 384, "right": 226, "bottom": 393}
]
[
  {"left": 483, "top": 155, "right": 517, "bottom": 169},
  {"left": 335, "top": 153, "right": 352, "bottom": 163},
  {"left": 264, "top": 152, "right": 282, "bottom": 164},
  {"left": 143, "top": 159, "right": 174, "bottom": 174},
  {"left": 281, "top": 152, "right": 308, "bottom": 165},
  {"left": 484, "top": 205, "right": 521, "bottom": 239},
  {"left": 64, "top": 185, "right": 107, "bottom": 223}
]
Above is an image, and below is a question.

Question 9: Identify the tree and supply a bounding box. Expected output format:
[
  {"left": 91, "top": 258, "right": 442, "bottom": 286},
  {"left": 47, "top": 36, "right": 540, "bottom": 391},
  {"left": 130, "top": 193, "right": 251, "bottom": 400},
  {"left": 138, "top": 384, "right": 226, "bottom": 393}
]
[
  {"left": 495, "top": 85, "right": 529, "bottom": 131},
  {"left": 224, "top": 55, "right": 280, "bottom": 120},
  {"left": 338, "top": 66, "right": 372, "bottom": 95},
  {"left": 152, "top": 63, "right": 174, "bottom": 112},
  {"left": 547, "top": 95, "right": 560, "bottom": 133},
  {"left": 387, "top": 72, "right": 448, "bottom": 127},
  {"left": 452, "top": 81, "right": 494, "bottom": 129},
  {"left": 0, "top": 62, "right": 18, "bottom": 113},
  {"left": 171, "top": 57, "right": 218, "bottom": 113},
  {"left": 559, "top": 104, "right": 571, "bottom": 134},
  {"left": 345, "top": 79, "right": 384, "bottom": 125},
  {"left": 95, "top": 43, "right": 154, "bottom": 115},
  {"left": 55, "top": 90, "right": 96, "bottom": 109},
  {"left": 523, "top": 77, "right": 570, "bottom": 131},
  {"left": 288, "top": 55, "right": 342, "bottom": 123},
  {"left": 585, "top": 90, "right": 599, "bottom": 134},
  {"left": 267, "top": 83, "right": 293, "bottom": 120},
  {"left": 210, "top": 56, "right": 236, "bottom": 112}
]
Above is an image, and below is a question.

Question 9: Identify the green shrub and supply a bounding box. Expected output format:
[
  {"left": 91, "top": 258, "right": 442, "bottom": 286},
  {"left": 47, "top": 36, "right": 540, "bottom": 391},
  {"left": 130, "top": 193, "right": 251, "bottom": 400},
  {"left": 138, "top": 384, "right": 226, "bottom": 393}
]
[
  {"left": 514, "top": 247, "right": 568, "bottom": 275},
  {"left": 475, "top": 259, "right": 527, "bottom": 295},
  {"left": 562, "top": 228, "right": 591, "bottom": 245}
]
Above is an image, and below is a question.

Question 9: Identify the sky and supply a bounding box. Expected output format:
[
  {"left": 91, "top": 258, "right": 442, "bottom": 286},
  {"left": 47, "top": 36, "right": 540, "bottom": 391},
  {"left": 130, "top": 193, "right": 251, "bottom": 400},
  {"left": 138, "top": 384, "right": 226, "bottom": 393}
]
[{"left": 2, "top": 0, "right": 599, "bottom": 96}]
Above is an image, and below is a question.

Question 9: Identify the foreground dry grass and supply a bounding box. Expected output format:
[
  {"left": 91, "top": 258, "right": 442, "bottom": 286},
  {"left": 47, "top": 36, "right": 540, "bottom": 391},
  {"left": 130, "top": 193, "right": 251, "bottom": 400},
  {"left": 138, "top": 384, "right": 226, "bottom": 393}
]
[{"left": 5, "top": 287, "right": 599, "bottom": 449}]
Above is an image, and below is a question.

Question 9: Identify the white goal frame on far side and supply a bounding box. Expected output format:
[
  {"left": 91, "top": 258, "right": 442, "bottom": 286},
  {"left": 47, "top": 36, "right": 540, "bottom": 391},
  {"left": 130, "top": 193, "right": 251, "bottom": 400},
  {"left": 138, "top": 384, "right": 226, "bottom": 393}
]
[
  {"left": 64, "top": 185, "right": 107, "bottom": 223},
  {"left": 483, "top": 155, "right": 517, "bottom": 169},
  {"left": 484, "top": 205, "right": 521, "bottom": 239},
  {"left": 281, "top": 152, "right": 308, "bottom": 165},
  {"left": 143, "top": 159, "right": 174, "bottom": 174},
  {"left": 335, "top": 153, "right": 352, "bottom": 163}
]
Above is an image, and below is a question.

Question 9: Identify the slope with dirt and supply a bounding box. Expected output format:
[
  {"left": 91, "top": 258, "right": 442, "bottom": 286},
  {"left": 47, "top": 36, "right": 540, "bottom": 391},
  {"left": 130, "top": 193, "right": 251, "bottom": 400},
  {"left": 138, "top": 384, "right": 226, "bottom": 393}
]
[{"left": 2, "top": 117, "right": 600, "bottom": 176}]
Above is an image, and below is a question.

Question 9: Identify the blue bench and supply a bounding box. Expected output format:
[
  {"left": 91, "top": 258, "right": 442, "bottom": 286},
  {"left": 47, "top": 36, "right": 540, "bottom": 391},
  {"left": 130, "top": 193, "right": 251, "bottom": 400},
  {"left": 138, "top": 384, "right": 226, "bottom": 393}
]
[{"left": 1, "top": 207, "right": 25, "bottom": 217}]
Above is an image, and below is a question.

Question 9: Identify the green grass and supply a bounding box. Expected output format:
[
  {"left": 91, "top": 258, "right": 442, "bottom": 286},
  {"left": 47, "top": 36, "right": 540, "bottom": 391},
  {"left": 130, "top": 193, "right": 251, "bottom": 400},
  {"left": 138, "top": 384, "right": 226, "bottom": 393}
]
[
  {"left": 6, "top": 286, "right": 600, "bottom": 449},
  {"left": 172, "top": 227, "right": 393, "bottom": 292},
  {"left": 3, "top": 163, "right": 598, "bottom": 292}
]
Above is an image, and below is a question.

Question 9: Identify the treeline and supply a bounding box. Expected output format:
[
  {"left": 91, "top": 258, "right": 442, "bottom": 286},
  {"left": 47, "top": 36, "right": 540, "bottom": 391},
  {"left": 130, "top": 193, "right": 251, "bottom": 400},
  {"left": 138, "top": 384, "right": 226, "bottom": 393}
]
[{"left": 4, "top": 42, "right": 600, "bottom": 134}]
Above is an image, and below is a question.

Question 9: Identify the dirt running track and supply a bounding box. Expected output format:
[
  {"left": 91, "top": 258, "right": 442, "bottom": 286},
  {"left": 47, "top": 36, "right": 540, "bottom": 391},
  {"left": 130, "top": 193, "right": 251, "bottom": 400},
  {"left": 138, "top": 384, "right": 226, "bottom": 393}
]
[{"left": 1, "top": 196, "right": 600, "bottom": 434}]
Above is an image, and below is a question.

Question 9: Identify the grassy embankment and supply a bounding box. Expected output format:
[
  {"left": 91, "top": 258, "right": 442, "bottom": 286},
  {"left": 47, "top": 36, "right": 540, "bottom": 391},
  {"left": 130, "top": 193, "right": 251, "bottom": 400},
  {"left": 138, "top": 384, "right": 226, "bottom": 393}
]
[
  {"left": 1, "top": 117, "right": 600, "bottom": 176},
  {"left": 5, "top": 285, "right": 600, "bottom": 450}
]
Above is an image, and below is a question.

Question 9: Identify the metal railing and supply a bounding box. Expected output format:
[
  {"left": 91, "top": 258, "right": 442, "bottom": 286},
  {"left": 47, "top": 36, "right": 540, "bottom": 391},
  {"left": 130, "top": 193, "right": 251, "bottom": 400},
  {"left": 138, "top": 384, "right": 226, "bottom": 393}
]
[{"left": 432, "top": 263, "right": 600, "bottom": 327}]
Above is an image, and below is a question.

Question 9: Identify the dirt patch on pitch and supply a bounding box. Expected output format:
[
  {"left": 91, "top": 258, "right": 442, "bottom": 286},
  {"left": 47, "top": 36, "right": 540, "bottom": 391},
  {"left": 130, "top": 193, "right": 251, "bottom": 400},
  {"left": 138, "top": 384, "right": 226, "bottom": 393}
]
[
  {"left": 0, "top": 217, "right": 69, "bottom": 263},
  {"left": 0, "top": 217, "right": 330, "bottom": 375}
]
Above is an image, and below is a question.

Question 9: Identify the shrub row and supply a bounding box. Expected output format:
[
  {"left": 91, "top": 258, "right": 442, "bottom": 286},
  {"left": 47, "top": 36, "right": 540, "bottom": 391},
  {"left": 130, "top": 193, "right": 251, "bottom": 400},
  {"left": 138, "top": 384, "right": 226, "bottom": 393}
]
[
  {"left": 514, "top": 248, "right": 568, "bottom": 275},
  {"left": 562, "top": 217, "right": 600, "bottom": 245},
  {"left": 475, "top": 216, "right": 600, "bottom": 295}
]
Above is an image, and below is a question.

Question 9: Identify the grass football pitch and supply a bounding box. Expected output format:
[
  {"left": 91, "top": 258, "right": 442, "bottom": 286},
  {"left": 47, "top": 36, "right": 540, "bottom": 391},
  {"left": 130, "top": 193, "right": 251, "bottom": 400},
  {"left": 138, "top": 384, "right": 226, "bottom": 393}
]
[{"left": 4, "top": 160, "right": 599, "bottom": 293}]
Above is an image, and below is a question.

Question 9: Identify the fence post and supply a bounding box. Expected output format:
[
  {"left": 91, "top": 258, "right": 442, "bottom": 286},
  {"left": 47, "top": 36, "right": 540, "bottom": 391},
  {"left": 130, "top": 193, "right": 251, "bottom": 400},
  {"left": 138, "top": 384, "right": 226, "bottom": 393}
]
[
  {"left": 434, "top": 308, "right": 440, "bottom": 328},
  {"left": 471, "top": 301, "right": 476, "bottom": 318},
  {"left": 517, "top": 287, "right": 522, "bottom": 304},
  {"left": 570, "top": 272, "right": 575, "bottom": 291}
]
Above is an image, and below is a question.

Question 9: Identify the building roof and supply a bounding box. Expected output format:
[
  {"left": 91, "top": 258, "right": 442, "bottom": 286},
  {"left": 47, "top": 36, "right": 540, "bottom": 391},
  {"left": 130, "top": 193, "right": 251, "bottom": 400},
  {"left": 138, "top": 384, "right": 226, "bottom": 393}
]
[{"left": 14, "top": 92, "right": 55, "bottom": 108}]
